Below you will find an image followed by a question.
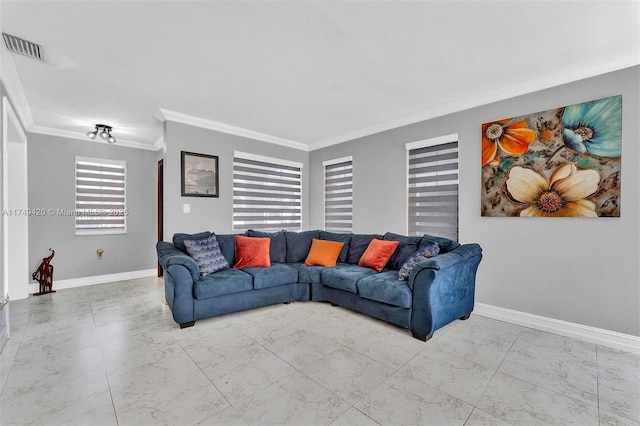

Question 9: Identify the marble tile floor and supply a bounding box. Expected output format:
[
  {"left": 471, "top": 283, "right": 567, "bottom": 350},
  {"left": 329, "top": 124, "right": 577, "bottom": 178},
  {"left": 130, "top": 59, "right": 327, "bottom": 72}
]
[{"left": 0, "top": 277, "right": 638, "bottom": 426}]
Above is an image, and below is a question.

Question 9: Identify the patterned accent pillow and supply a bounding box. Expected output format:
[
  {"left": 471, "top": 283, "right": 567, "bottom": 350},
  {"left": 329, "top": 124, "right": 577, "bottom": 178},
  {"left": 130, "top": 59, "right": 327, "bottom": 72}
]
[
  {"left": 397, "top": 242, "right": 440, "bottom": 281},
  {"left": 184, "top": 235, "right": 230, "bottom": 276}
]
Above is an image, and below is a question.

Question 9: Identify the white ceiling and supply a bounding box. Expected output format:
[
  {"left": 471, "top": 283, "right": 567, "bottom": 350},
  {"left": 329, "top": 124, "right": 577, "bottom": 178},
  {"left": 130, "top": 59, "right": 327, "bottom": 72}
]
[{"left": 1, "top": 1, "right": 639, "bottom": 151}]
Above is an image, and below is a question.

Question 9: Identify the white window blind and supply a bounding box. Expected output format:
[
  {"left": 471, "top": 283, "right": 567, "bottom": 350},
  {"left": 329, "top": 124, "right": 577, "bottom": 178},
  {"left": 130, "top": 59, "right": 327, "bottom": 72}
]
[
  {"left": 233, "top": 152, "right": 302, "bottom": 232},
  {"left": 324, "top": 157, "right": 353, "bottom": 232},
  {"left": 75, "top": 156, "right": 126, "bottom": 235},
  {"left": 407, "top": 138, "right": 458, "bottom": 241}
]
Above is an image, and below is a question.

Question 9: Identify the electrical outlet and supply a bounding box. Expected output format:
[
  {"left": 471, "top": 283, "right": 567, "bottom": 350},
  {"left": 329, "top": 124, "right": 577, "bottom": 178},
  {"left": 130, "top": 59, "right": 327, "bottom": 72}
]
[{"left": 97, "top": 249, "right": 104, "bottom": 260}]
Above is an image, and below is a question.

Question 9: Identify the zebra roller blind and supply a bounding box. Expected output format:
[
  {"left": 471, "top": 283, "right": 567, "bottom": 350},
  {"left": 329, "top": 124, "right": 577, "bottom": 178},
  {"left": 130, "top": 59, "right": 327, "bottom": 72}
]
[
  {"left": 233, "top": 152, "right": 302, "bottom": 231},
  {"left": 324, "top": 157, "right": 353, "bottom": 232},
  {"left": 407, "top": 138, "right": 459, "bottom": 241},
  {"left": 75, "top": 156, "right": 126, "bottom": 235}
]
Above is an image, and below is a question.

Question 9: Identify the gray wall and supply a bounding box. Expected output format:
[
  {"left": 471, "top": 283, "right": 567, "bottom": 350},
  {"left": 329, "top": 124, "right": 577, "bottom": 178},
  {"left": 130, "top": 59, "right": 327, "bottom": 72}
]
[
  {"left": 27, "top": 133, "right": 158, "bottom": 280},
  {"left": 309, "top": 66, "right": 640, "bottom": 336},
  {"left": 163, "top": 121, "right": 309, "bottom": 239},
  {"left": 0, "top": 82, "right": 5, "bottom": 301}
]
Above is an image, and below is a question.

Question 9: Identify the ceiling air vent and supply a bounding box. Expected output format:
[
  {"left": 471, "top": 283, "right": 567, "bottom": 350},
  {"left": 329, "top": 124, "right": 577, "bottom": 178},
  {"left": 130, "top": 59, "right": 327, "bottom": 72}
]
[{"left": 2, "top": 33, "right": 44, "bottom": 62}]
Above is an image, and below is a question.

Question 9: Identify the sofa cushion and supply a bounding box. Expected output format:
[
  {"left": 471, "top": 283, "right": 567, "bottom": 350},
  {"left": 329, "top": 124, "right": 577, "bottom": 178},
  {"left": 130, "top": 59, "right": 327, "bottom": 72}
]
[
  {"left": 183, "top": 234, "right": 230, "bottom": 276},
  {"left": 234, "top": 236, "right": 271, "bottom": 268},
  {"left": 420, "top": 234, "right": 459, "bottom": 253},
  {"left": 241, "top": 264, "right": 298, "bottom": 290},
  {"left": 383, "top": 233, "right": 422, "bottom": 271},
  {"left": 247, "top": 230, "right": 287, "bottom": 264},
  {"left": 347, "top": 234, "right": 382, "bottom": 264},
  {"left": 194, "top": 269, "right": 253, "bottom": 299},
  {"left": 304, "top": 238, "right": 344, "bottom": 267},
  {"left": 357, "top": 271, "right": 412, "bottom": 308},
  {"left": 358, "top": 239, "right": 399, "bottom": 272},
  {"left": 285, "top": 230, "right": 320, "bottom": 263},
  {"left": 173, "top": 231, "right": 212, "bottom": 253},
  {"left": 321, "top": 264, "right": 377, "bottom": 293},
  {"left": 289, "top": 263, "right": 328, "bottom": 284},
  {"left": 319, "top": 231, "right": 352, "bottom": 263},
  {"left": 398, "top": 243, "right": 440, "bottom": 280},
  {"left": 214, "top": 233, "right": 238, "bottom": 265}
]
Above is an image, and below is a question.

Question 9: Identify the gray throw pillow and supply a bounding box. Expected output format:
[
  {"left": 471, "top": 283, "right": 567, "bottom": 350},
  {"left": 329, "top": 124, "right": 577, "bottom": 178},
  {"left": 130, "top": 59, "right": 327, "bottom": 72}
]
[
  {"left": 184, "top": 234, "right": 230, "bottom": 276},
  {"left": 397, "top": 242, "right": 440, "bottom": 280}
]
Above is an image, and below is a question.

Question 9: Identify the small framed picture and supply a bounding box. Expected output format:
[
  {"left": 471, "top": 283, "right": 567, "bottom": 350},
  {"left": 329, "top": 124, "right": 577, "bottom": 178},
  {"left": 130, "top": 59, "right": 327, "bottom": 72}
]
[{"left": 181, "top": 151, "right": 219, "bottom": 197}]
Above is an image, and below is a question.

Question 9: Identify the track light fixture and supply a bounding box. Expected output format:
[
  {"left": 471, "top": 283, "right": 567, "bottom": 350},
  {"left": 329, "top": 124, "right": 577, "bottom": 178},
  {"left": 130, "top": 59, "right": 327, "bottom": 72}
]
[{"left": 86, "top": 124, "right": 116, "bottom": 144}]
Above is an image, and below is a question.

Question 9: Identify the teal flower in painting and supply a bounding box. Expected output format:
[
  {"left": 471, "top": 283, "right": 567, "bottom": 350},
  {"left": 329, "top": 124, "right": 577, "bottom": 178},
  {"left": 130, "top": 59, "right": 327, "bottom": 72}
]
[{"left": 562, "top": 95, "right": 622, "bottom": 157}]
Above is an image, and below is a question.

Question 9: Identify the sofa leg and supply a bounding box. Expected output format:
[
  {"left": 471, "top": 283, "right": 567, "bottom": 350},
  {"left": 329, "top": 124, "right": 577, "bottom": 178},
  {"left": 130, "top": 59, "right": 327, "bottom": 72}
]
[
  {"left": 331, "top": 303, "right": 338, "bottom": 307},
  {"left": 180, "top": 321, "right": 195, "bottom": 329},
  {"left": 459, "top": 314, "right": 471, "bottom": 321},
  {"left": 283, "top": 301, "right": 291, "bottom": 305},
  {"left": 411, "top": 330, "right": 434, "bottom": 342}
]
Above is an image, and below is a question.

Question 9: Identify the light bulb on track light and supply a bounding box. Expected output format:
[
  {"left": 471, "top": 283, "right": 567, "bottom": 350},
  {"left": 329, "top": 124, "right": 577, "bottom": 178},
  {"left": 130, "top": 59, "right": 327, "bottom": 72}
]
[{"left": 87, "top": 124, "right": 117, "bottom": 144}]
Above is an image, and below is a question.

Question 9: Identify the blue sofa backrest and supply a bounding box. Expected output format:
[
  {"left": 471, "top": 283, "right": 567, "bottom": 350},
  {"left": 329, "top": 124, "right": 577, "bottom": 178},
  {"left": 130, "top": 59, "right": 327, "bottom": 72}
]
[{"left": 171, "top": 230, "right": 460, "bottom": 271}]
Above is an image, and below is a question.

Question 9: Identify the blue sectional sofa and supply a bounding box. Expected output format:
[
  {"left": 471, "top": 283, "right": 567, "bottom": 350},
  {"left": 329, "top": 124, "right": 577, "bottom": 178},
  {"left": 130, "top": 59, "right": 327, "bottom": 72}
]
[{"left": 156, "top": 230, "right": 482, "bottom": 341}]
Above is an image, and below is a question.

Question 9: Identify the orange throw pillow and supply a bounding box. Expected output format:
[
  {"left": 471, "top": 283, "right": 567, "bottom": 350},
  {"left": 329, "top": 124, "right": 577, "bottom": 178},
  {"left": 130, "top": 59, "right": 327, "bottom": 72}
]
[
  {"left": 304, "top": 238, "right": 345, "bottom": 267},
  {"left": 358, "top": 239, "right": 400, "bottom": 272},
  {"left": 233, "top": 236, "right": 271, "bottom": 268}
]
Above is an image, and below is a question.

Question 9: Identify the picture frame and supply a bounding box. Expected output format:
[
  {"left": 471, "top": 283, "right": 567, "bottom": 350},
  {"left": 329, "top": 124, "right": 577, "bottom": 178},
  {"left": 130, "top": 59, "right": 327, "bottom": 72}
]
[{"left": 181, "top": 151, "right": 219, "bottom": 197}]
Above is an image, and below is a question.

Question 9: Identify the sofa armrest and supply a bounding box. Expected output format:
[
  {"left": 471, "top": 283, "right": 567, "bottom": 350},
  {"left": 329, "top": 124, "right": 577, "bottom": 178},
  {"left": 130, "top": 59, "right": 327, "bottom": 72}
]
[
  {"left": 156, "top": 241, "right": 200, "bottom": 282},
  {"left": 408, "top": 243, "right": 482, "bottom": 282},
  {"left": 409, "top": 243, "right": 482, "bottom": 337}
]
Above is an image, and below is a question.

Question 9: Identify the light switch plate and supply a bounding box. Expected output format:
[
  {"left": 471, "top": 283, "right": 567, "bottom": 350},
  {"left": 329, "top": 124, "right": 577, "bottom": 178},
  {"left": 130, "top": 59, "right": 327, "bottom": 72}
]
[{"left": 183, "top": 204, "right": 190, "bottom": 213}]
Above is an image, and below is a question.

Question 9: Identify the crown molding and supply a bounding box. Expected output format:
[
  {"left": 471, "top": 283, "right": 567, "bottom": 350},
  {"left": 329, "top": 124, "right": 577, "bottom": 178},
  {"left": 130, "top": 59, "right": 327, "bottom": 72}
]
[
  {"left": 152, "top": 136, "right": 165, "bottom": 152},
  {"left": 28, "top": 125, "right": 157, "bottom": 151},
  {"left": 155, "top": 108, "right": 309, "bottom": 152},
  {"left": 1, "top": 49, "right": 156, "bottom": 151},
  {"left": 309, "top": 49, "right": 640, "bottom": 151},
  {"left": 0, "top": 48, "right": 35, "bottom": 130}
]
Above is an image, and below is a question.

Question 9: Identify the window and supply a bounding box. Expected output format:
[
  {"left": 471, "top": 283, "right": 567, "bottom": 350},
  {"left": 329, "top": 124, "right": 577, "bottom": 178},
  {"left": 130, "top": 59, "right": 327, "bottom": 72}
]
[
  {"left": 406, "top": 134, "right": 459, "bottom": 241},
  {"left": 323, "top": 156, "right": 353, "bottom": 232},
  {"left": 75, "top": 156, "right": 126, "bottom": 235},
  {"left": 233, "top": 152, "right": 302, "bottom": 232}
]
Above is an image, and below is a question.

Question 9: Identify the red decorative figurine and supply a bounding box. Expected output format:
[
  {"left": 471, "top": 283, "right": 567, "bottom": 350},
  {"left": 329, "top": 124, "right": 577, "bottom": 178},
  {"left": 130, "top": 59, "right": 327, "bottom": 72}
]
[{"left": 32, "top": 248, "right": 55, "bottom": 296}]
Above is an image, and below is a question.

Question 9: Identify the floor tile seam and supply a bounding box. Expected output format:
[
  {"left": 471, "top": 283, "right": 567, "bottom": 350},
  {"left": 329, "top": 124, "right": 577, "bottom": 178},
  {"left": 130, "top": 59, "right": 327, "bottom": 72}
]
[
  {"left": 92, "top": 309, "right": 165, "bottom": 331},
  {"left": 0, "top": 311, "right": 34, "bottom": 397},
  {"left": 597, "top": 407, "right": 640, "bottom": 425},
  {"left": 89, "top": 289, "right": 122, "bottom": 426},
  {"left": 98, "top": 351, "right": 121, "bottom": 426},
  {"left": 333, "top": 341, "right": 406, "bottom": 373},
  {"left": 241, "top": 336, "right": 360, "bottom": 411},
  {"left": 92, "top": 306, "right": 128, "bottom": 426},
  {"left": 473, "top": 327, "right": 526, "bottom": 425},
  {"left": 329, "top": 405, "right": 358, "bottom": 426},
  {"left": 461, "top": 408, "right": 475, "bottom": 426},
  {"left": 172, "top": 331, "right": 239, "bottom": 413},
  {"left": 503, "top": 335, "right": 597, "bottom": 398},
  {"left": 595, "top": 345, "right": 603, "bottom": 419},
  {"left": 496, "top": 350, "right": 600, "bottom": 409},
  {"left": 395, "top": 364, "right": 484, "bottom": 408},
  {"left": 276, "top": 367, "right": 357, "bottom": 413},
  {"left": 347, "top": 406, "right": 383, "bottom": 426},
  {"left": 0, "top": 356, "right": 111, "bottom": 405},
  {"left": 593, "top": 347, "right": 640, "bottom": 425},
  {"left": 89, "top": 293, "right": 151, "bottom": 315},
  {"left": 249, "top": 333, "right": 342, "bottom": 382},
  {"left": 494, "top": 368, "right": 602, "bottom": 414},
  {"left": 595, "top": 343, "right": 640, "bottom": 377},
  {"left": 463, "top": 408, "right": 519, "bottom": 426}
]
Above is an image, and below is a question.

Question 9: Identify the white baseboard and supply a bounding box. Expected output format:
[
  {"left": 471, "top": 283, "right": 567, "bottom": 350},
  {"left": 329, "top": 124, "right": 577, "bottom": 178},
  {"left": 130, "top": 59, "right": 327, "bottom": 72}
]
[
  {"left": 28, "top": 269, "right": 157, "bottom": 294},
  {"left": 474, "top": 302, "right": 640, "bottom": 355}
]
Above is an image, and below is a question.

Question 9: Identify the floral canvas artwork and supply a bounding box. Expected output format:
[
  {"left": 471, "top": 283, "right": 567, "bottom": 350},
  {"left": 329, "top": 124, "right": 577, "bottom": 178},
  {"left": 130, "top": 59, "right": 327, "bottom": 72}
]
[{"left": 481, "top": 95, "right": 622, "bottom": 217}]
